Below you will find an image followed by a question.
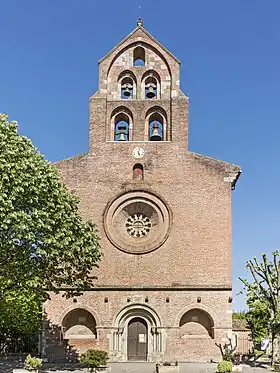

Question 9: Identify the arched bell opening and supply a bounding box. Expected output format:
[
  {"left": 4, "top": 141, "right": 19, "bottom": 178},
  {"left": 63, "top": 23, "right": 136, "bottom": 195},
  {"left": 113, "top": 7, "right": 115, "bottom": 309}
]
[
  {"left": 111, "top": 107, "right": 133, "bottom": 141},
  {"left": 62, "top": 308, "right": 97, "bottom": 340},
  {"left": 142, "top": 71, "right": 161, "bottom": 100},
  {"left": 114, "top": 113, "right": 129, "bottom": 141},
  {"left": 145, "top": 107, "right": 167, "bottom": 141},
  {"left": 133, "top": 163, "right": 144, "bottom": 180},
  {"left": 118, "top": 71, "right": 137, "bottom": 100},
  {"left": 149, "top": 113, "right": 164, "bottom": 141},
  {"left": 121, "top": 77, "right": 133, "bottom": 99},
  {"left": 179, "top": 308, "right": 214, "bottom": 339},
  {"left": 133, "top": 46, "right": 145, "bottom": 66}
]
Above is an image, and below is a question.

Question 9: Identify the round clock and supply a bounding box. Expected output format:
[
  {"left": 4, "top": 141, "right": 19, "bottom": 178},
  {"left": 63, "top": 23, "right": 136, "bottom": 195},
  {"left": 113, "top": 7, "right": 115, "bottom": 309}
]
[{"left": 133, "top": 147, "right": 145, "bottom": 159}]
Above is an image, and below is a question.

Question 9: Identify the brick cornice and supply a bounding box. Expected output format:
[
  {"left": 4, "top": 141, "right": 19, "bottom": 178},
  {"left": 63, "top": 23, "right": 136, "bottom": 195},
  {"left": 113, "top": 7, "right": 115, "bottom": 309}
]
[{"left": 51, "top": 285, "right": 232, "bottom": 292}]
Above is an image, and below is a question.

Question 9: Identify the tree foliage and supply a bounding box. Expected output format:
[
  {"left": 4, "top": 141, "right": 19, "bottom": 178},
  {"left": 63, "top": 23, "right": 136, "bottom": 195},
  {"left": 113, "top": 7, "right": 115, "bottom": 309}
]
[
  {"left": 246, "top": 292, "right": 269, "bottom": 346},
  {"left": 0, "top": 289, "right": 41, "bottom": 335},
  {"left": 0, "top": 288, "right": 41, "bottom": 353},
  {"left": 240, "top": 251, "right": 280, "bottom": 362},
  {"left": 233, "top": 308, "right": 267, "bottom": 347},
  {"left": 232, "top": 311, "right": 246, "bottom": 320},
  {"left": 0, "top": 113, "right": 101, "bottom": 302}
]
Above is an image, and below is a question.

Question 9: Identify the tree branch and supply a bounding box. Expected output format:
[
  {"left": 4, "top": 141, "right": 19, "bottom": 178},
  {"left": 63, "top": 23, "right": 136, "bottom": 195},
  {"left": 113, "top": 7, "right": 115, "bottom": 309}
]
[
  {"left": 262, "top": 254, "right": 278, "bottom": 312},
  {"left": 247, "top": 261, "right": 273, "bottom": 303}
]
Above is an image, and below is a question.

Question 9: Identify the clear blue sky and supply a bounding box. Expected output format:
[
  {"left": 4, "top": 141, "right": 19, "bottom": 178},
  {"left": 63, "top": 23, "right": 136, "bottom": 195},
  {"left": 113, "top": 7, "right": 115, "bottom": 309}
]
[{"left": 1, "top": 0, "right": 280, "bottom": 311}]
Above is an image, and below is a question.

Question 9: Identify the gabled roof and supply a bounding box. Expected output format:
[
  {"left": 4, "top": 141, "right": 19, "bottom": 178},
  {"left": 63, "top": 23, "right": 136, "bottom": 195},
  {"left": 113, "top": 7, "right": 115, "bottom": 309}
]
[{"left": 99, "top": 19, "right": 180, "bottom": 64}]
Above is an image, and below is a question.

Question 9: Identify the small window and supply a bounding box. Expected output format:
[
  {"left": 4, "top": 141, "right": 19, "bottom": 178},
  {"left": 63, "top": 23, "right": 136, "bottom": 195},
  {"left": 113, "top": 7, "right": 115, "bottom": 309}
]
[
  {"left": 133, "top": 164, "right": 144, "bottom": 180},
  {"left": 133, "top": 46, "right": 145, "bottom": 66}
]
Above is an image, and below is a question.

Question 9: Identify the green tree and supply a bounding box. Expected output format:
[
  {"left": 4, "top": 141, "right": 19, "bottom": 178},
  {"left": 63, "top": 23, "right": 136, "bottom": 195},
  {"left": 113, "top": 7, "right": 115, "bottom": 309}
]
[
  {"left": 240, "top": 252, "right": 280, "bottom": 363},
  {"left": 0, "top": 113, "right": 101, "bottom": 301},
  {"left": 232, "top": 311, "right": 246, "bottom": 320},
  {"left": 232, "top": 308, "right": 268, "bottom": 348},
  {"left": 0, "top": 289, "right": 40, "bottom": 335},
  {"left": 0, "top": 289, "right": 41, "bottom": 352},
  {"left": 245, "top": 291, "right": 269, "bottom": 347}
]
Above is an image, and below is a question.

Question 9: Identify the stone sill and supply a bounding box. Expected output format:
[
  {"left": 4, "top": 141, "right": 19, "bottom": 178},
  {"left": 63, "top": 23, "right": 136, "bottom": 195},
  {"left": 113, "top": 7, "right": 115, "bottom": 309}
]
[
  {"left": 64, "top": 335, "right": 97, "bottom": 340},
  {"left": 181, "top": 335, "right": 212, "bottom": 339}
]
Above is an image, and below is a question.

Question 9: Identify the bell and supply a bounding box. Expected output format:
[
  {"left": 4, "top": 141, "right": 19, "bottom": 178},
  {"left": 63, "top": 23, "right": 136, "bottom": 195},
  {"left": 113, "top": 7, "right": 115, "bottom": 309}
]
[
  {"left": 150, "top": 123, "right": 162, "bottom": 141},
  {"left": 117, "top": 126, "right": 127, "bottom": 141},
  {"left": 123, "top": 87, "right": 131, "bottom": 97},
  {"left": 118, "top": 132, "right": 127, "bottom": 141},
  {"left": 146, "top": 85, "right": 156, "bottom": 99},
  {"left": 122, "top": 83, "right": 132, "bottom": 98}
]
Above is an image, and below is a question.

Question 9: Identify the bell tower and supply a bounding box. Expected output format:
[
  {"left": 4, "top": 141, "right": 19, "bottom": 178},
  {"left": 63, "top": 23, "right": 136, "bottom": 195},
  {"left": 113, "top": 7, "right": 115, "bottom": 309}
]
[{"left": 89, "top": 19, "right": 188, "bottom": 149}]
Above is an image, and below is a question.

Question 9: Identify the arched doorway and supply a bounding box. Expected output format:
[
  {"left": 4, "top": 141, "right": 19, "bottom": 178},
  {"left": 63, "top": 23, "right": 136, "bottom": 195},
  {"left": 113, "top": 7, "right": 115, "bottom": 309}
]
[
  {"left": 127, "top": 317, "right": 148, "bottom": 361},
  {"left": 112, "top": 304, "right": 162, "bottom": 361}
]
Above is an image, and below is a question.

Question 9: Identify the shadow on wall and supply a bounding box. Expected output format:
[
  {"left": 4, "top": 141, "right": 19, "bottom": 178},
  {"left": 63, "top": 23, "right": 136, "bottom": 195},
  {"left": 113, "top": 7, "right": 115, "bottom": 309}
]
[
  {"left": 42, "top": 319, "right": 80, "bottom": 364},
  {"left": 0, "top": 321, "right": 82, "bottom": 372}
]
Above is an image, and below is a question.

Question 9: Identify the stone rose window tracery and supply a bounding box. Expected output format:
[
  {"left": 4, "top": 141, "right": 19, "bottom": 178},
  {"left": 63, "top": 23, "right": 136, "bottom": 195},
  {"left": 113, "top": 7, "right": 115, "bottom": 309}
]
[{"left": 126, "top": 214, "right": 152, "bottom": 237}]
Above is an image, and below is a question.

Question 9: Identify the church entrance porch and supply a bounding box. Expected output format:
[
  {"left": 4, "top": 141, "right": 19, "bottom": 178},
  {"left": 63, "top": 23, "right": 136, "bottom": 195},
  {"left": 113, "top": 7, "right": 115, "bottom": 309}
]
[{"left": 111, "top": 304, "right": 163, "bottom": 362}]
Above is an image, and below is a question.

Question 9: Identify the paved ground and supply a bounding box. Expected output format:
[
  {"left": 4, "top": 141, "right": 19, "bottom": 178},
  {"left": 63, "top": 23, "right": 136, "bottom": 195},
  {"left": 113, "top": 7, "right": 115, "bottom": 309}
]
[{"left": 4, "top": 361, "right": 270, "bottom": 373}]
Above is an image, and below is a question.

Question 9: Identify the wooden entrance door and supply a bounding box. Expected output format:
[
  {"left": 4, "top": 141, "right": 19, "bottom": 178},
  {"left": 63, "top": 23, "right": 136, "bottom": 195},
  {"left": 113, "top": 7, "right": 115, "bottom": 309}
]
[{"left": 127, "top": 317, "right": 148, "bottom": 361}]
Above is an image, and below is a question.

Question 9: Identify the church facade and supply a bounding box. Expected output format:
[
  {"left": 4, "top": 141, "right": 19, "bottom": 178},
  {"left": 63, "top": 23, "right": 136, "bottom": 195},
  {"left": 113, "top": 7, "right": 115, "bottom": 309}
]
[{"left": 44, "top": 20, "right": 241, "bottom": 362}]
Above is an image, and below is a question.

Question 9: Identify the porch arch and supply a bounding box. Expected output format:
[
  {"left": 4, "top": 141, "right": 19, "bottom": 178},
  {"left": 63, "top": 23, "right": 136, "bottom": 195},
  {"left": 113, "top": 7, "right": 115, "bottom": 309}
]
[
  {"left": 59, "top": 304, "right": 101, "bottom": 327},
  {"left": 62, "top": 308, "right": 97, "bottom": 340},
  {"left": 113, "top": 303, "right": 162, "bottom": 328},
  {"left": 179, "top": 308, "right": 214, "bottom": 339},
  {"left": 174, "top": 303, "right": 218, "bottom": 328}
]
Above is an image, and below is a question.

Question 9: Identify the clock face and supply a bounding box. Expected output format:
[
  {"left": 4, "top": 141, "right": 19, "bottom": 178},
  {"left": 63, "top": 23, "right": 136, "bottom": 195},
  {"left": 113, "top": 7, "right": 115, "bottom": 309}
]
[{"left": 133, "top": 147, "right": 145, "bottom": 159}]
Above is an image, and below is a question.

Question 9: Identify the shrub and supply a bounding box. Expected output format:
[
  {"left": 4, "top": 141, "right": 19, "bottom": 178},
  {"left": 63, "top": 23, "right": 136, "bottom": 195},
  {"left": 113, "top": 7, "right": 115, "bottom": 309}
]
[
  {"left": 24, "top": 354, "right": 43, "bottom": 371},
  {"left": 163, "top": 361, "right": 171, "bottom": 366},
  {"left": 217, "top": 360, "right": 233, "bottom": 373},
  {"left": 80, "top": 349, "right": 108, "bottom": 371}
]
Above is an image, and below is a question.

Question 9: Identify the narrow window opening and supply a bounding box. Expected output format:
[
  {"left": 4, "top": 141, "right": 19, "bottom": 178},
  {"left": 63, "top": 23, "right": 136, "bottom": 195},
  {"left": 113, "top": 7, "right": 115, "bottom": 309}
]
[
  {"left": 149, "top": 113, "right": 163, "bottom": 141},
  {"left": 133, "top": 163, "right": 144, "bottom": 180},
  {"left": 133, "top": 46, "right": 145, "bottom": 66},
  {"left": 114, "top": 113, "right": 130, "bottom": 141}
]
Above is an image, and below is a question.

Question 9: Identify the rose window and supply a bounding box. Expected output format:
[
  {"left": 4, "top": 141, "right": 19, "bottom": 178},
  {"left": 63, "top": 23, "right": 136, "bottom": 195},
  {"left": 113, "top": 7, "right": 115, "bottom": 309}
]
[
  {"left": 126, "top": 214, "right": 152, "bottom": 237},
  {"left": 104, "top": 191, "right": 171, "bottom": 254}
]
